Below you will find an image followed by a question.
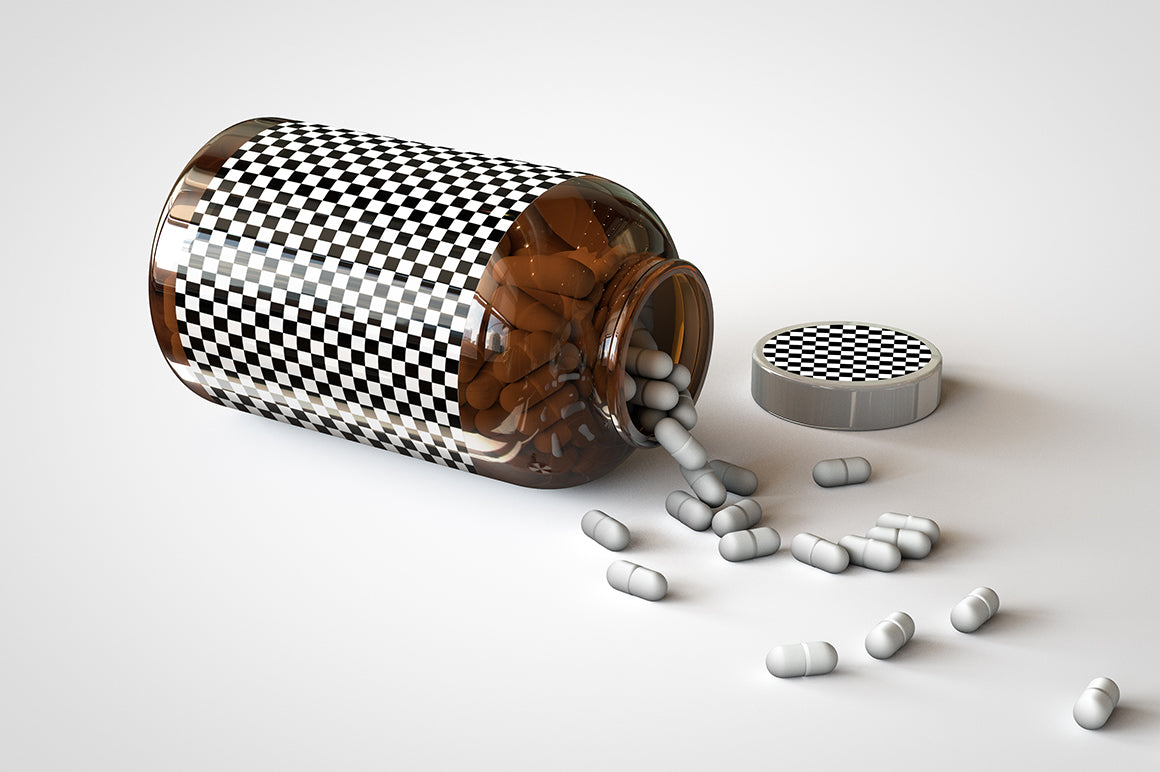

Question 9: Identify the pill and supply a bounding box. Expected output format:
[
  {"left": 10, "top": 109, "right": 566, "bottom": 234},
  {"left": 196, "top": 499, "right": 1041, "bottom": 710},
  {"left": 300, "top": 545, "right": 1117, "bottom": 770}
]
[
  {"left": 636, "top": 407, "right": 665, "bottom": 433},
  {"left": 876, "top": 512, "right": 941, "bottom": 545},
  {"left": 489, "top": 284, "right": 568, "bottom": 335},
  {"left": 681, "top": 464, "right": 727, "bottom": 507},
  {"left": 838, "top": 535, "right": 902, "bottom": 572},
  {"left": 465, "top": 369, "right": 503, "bottom": 409},
  {"left": 711, "top": 498, "right": 762, "bottom": 536},
  {"left": 1073, "top": 677, "right": 1120, "bottom": 730},
  {"left": 790, "top": 533, "right": 850, "bottom": 574},
  {"left": 719, "top": 527, "right": 781, "bottom": 562},
  {"left": 665, "top": 490, "right": 713, "bottom": 531},
  {"left": 865, "top": 612, "right": 915, "bottom": 659},
  {"left": 631, "top": 379, "right": 679, "bottom": 411},
  {"left": 581, "top": 509, "right": 630, "bottom": 552},
  {"left": 625, "top": 347, "right": 674, "bottom": 380},
  {"left": 606, "top": 560, "right": 667, "bottom": 601},
  {"left": 630, "top": 328, "right": 658, "bottom": 350},
  {"left": 492, "top": 329, "right": 556, "bottom": 383},
  {"left": 708, "top": 460, "right": 758, "bottom": 496},
  {"left": 766, "top": 642, "right": 838, "bottom": 678},
  {"left": 950, "top": 587, "right": 999, "bottom": 632},
  {"left": 492, "top": 253, "right": 596, "bottom": 298},
  {"left": 666, "top": 363, "right": 692, "bottom": 391},
  {"left": 654, "top": 418, "right": 708, "bottom": 470},
  {"left": 865, "top": 525, "right": 932, "bottom": 559},
  {"left": 623, "top": 375, "right": 637, "bottom": 401},
  {"left": 812, "top": 457, "right": 872, "bottom": 487},
  {"left": 668, "top": 391, "right": 698, "bottom": 430}
]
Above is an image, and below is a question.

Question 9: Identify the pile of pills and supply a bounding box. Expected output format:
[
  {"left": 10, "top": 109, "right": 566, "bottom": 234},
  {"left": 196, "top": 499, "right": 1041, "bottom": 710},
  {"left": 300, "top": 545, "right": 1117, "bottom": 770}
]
[{"left": 579, "top": 385, "right": 1123, "bottom": 729}]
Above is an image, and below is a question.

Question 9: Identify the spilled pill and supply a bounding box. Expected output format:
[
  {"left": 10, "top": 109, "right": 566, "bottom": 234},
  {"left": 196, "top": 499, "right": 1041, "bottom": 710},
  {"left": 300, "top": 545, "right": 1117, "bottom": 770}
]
[
  {"left": 865, "top": 611, "right": 915, "bottom": 659},
  {"left": 1073, "top": 677, "right": 1119, "bottom": 730},
  {"left": 711, "top": 498, "right": 762, "bottom": 536},
  {"left": 812, "top": 457, "right": 872, "bottom": 487},
  {"left": 668, "top": 391, "right": 698, "bottom": 430},
  {"left": 654, "top": 417, "right": 708, "bottom": 470},
  {"left": 865, "top": 526, "right": 932, "bottom": 559},
  {"left": 681, "top": 464, "right": 727, "bottom": 507},
  {"left": 876, "top": 512, "right": 941, "bottom": 545},
  {"left": 708, "top": 460, "right": 758, "bottom": 496},
  {"left": 766, "top": 641, "right": 838, "bottom": 678},
  {"left": 790, "top": 533, "right": 850, "bottom": 573},
  {"left": 580, "top": 509, "right": 630, "bottom": 552},
  {"left": 950, "top": 587, "right": 999, "bottom": 632},
  {"left": 838, "top": 535, "right": 902, "bottom": 572},
  {"left": 719, "top": 527, "right": 781, "bottom": 562},
  {"left": 665, "top": 490, "right": 713, "bottom": 531},
  {"left": 606, "top": 560, "right": 667, "bottom": 601}
]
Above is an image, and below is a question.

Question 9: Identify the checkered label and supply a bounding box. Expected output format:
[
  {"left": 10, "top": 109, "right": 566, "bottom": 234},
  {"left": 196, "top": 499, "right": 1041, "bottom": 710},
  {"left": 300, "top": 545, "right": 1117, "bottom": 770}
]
[
  {"left": 173, "top": 120, "right": 576, "bottom": 471},
  {"left": 763, "top": 324, "right": 933, "bottom": 382}
]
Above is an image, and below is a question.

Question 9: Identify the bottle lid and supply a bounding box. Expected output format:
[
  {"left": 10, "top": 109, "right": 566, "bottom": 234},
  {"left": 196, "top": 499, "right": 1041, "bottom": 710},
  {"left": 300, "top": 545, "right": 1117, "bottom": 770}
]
[{"left": 751, "top": 322, "right": 942, "bottom": 430}]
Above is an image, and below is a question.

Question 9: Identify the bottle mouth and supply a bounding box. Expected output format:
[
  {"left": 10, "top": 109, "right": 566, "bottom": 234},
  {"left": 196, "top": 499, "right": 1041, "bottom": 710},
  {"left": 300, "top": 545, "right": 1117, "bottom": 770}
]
[{"left": 599, "top": 257, "right": 714, "bottom": 447}]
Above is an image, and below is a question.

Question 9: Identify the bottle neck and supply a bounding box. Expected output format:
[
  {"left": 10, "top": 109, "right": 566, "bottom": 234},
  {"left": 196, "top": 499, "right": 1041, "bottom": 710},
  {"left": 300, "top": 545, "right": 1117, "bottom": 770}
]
[{"left": 596, "top": 255, "right": 714, "bottom": 448}]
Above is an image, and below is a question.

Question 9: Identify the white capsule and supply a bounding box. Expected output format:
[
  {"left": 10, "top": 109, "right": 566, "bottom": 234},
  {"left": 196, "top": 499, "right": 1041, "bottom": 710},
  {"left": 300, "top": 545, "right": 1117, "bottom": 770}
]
[
  {"left": 654, "top": 417, "right": 708, "bottom": 470},
  {"left": 625, "top": 347, "right": 674, "bottom": 380},
  {"left": 636, "top": 407, "right": 666, "bottom": 433},
  {"left": 790, "top": 533, "right": 850, "bottom": 574},
  {"left": 812, "top": 457, "right": 872, "bottom": 487},
  {"left": 666, "top": 363, "right": 692, "bottom": 391},
  {"left": 1073, "top": 677, "right": 1120, "bottom": 730},
  {"left": 708, "top": 459, "right": 758, "bottom": 496},
  {"left": 606, "top": 560, "right": 667, "bottom": 601},
  {"left": 681, "top": 464, "right": 727, "bottom": 507},
  {"left": 865, "top": 612, "right": 915, "bottom": 659},
  {"left": 950, "top": 587, "right": 999, "bottom": 632},
  {"left": 622, "top": 375, "right": 637, "bottom": 402},
  {"left": 711, "top": 498, "right": 762, "bottom": 536},
  {"left": 665, "top": 490, "right": 712, "bottom": 531},
  {"left": 719, "top": 527, "right": 781, "bottom": 562},
  {"left": 838, "top": 535, "right": 902, "bottom": 572},
  {"left": 766, "top": 642, "right": 838, "bottom": 678},
  {"left": 876, "top": 512, "right": 941, "bottom": 545},
  {"left": 630, "top": 328, "right": 658, "bottom": 350},
  {"left": 632, "top": 379, "right": 679, "bottom": 411},
  {"left": 580, "top": 509, "right": 630, "bottom": 552},
  {"left": 668, "top": 391, "right": 698, "bottom": 430},
  {"left": 866, "top": 526, "right": 932, "bottom": 559}
]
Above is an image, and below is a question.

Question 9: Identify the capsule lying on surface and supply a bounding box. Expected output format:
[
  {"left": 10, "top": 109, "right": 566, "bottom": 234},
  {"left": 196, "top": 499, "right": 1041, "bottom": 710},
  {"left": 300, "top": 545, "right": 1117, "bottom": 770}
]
[
  {"left": 766, "top": 641, "right": 838, "bottom": 678},
  {"left": 838, "top": 535, "right": 902, "bottom": 572},
  {"left": 709, "top": 460, "right": 759, "bottom": 496},
  {"left": 865, "top": 612, "right": 915, "bottom": 659},
  {"left": 581, "top": 509, "right": 630, "bottom": 552},
  {"left": 606, "top": 560, "right": 667, "bottom": 601},
  {"left": 950, "top": 587, "right": 999, "bottom": 632},
  {"left": 812, "top": 457, "right": 871, "bottom": 488},
  {"left": 719, "top": 527, "right": 781, "bottom": 562},
  {"left": 877, "top": 512, "right": 941, "bottom": 545},
  {"left": 711, "top": 498, "right": 762, "bottom": 536},
  {"left": 791, "top": 533, "right": 850, "bottom": 574},
  {"left": 681, "top": 465, "right": 727, "bottom": 507},
  {"left": 665, "top": 490, "right": 713, "bottom": 531},
  {"left": 865, "top": 526, "right": 932, "bottom": 559},
  {"left": 1073, "top": 677, "right": 1120, "bottom": 730}
]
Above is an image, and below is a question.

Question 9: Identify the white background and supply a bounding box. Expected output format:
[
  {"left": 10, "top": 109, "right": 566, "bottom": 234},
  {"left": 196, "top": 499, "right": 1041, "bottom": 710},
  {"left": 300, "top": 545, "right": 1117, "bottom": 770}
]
[{"left": 2, "top": 1, "right": 1158, "bottom": 769}]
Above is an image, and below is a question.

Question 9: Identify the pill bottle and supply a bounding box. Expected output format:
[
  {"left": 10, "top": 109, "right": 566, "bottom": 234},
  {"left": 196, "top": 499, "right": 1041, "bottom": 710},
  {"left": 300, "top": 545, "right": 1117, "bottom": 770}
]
[{"left": 150, "top": 118, "right": 712, "bottom": 488}]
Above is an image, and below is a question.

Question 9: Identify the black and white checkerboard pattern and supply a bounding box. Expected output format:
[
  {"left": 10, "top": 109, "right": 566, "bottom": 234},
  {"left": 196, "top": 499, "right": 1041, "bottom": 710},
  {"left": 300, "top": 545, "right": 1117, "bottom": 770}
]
[
  {"left": 764, "top": 324, "right": 933, "bottom": 382},
  {"left": 174, "top": 120, "right": 576, "bottom": 471}
]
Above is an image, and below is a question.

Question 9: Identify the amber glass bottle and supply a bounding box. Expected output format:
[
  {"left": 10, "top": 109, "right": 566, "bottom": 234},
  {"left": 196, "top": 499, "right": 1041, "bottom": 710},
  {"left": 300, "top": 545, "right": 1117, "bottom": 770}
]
[{"left": 150, "top": 118, "right": 712, "bottom": 488}]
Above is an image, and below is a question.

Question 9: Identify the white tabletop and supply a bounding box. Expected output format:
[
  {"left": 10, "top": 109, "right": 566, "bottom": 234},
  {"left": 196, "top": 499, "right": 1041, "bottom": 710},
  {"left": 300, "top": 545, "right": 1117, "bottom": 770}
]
[{"left": 2, "top": 1, "right": 1157, "bottom": 769}]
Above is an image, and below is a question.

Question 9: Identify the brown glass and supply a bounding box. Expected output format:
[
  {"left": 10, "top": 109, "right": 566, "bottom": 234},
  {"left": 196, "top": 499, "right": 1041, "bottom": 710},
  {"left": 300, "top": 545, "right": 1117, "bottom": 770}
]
[
  {"left": 461, "top": 179, "right": 713, "bottom": 487},
  {"left": 150, "top": 119, "right": 713, "bottom": 489}
]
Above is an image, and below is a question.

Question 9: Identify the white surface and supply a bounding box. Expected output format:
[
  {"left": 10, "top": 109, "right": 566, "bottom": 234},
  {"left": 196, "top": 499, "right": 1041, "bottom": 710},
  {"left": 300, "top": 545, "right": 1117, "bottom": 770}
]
[{"left": 2, "top": 1, "right": 1158, "bottom": 769}]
